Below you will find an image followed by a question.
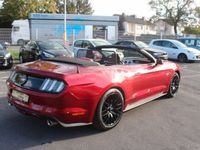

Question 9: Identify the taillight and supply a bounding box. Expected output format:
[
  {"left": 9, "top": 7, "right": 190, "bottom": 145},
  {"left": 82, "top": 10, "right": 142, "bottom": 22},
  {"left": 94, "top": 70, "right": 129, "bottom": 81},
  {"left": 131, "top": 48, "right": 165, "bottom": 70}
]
[{"left": 39, "top": 78, "right": 66, "bottom": 93}]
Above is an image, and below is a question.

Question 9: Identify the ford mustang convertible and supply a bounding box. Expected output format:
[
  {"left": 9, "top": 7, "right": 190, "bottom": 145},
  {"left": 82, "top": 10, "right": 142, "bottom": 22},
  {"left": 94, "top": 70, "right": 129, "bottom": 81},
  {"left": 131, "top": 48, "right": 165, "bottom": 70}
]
[{"left": 6, "top": 45, "right": 180, "bottom": 130}]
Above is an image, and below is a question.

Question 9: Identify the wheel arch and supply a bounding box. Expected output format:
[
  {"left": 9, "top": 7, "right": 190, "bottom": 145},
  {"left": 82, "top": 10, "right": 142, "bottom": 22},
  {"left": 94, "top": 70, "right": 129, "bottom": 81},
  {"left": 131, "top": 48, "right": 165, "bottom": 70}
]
[
  {"left": 175, "top": 70, "right": 180, "bottom": 78},
  {"left": 111, "top": 86, "right": 126, "bottom": 103},
  {"left": 91, "top": 86, "right": 126, "bottom": 123},
  {"left": 93, "top": 87, "right": 125, "bottom": 130},
  {"left": 177, "top": 53, "right": 188, "bottom": 61}
]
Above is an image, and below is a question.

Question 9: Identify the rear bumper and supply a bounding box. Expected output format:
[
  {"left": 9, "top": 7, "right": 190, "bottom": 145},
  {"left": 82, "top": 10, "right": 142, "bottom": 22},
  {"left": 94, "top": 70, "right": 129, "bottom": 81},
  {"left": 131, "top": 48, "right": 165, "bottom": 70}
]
[
  {"left": 160, "top": 55, "right": 168, "bottom": 60},
  {"left": 7, "top": 81, "right": 94, "bottom": 126}
]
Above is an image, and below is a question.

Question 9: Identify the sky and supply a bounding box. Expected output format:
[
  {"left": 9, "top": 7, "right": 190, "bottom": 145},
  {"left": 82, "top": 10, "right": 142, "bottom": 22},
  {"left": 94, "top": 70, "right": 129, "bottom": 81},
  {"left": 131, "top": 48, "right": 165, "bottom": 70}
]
[
  {"left": 90, "top": 0, "right": 200, "bottom": 19},
  {"left": 90, "top": 0, "right": 154, "bottom": 18},
  {"left": 1, "top": 0, "right": 200, "bottom": 19}
]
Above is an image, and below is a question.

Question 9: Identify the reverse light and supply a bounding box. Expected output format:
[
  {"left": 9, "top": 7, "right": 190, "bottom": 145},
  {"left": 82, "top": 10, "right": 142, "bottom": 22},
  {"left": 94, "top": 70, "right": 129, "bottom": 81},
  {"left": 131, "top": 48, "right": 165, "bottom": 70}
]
[
  {"left": 40, "top": 78, "right": 65, "bottom": 93},
  {"left": 4, "top": 53, "right": 11, "bottom": 59}
]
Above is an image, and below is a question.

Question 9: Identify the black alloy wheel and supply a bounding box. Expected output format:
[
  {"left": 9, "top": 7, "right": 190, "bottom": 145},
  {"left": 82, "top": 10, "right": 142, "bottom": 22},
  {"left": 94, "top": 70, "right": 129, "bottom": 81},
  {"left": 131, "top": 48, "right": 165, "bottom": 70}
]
[
  {"left": 166, "top": 73, "right": 180, "bottom": 97},
  {"left": 7, "top": 57, "right": 13, "bottom": 69},
  {"left": 94, "top": 89, "right": 124, "bottom": 130},
  {"left": 178, "top": 53, "right": 188, "bottom": 63}
]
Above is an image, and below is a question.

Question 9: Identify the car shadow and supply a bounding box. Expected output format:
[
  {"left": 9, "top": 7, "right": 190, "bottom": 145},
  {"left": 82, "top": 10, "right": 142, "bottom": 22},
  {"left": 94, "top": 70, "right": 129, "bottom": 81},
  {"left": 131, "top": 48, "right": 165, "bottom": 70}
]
[{"left": 0, "top": 96, "right": 101, "bottom": 150}]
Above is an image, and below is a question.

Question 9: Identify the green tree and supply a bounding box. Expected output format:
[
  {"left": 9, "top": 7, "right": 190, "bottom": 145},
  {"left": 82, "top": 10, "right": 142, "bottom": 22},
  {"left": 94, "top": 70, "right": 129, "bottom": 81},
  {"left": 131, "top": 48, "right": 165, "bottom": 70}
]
[
  {"left": 0, "top": 0, "right": 57, "bottom": 27},
  {"left": 183, "top": 26, "right": 200, "bottom": 35},
  {"left": 56, "top": 0, "right": 93, "bottom": 14},
  {"left": 149, "top": 0, "right": 195, "bottom": 35},
  {"left": 195, "top": 7, "right": 200, "bottom": 18}
]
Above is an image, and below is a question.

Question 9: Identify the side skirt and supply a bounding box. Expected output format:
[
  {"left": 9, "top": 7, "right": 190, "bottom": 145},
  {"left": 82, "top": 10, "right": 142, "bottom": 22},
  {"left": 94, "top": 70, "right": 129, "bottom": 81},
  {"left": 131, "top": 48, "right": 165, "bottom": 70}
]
[
  {"left": 124, "top": 93, "right": 166, "bottom": 112},
  {"left": 58, "top": 121, "right": 92, "bottom": 128}
]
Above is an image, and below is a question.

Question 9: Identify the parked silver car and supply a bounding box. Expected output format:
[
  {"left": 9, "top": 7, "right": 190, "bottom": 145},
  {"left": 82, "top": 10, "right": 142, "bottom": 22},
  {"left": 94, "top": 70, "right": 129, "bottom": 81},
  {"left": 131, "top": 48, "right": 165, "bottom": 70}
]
[
  {"left": 72, "top": 39, "right": 112, "bottom": 57},
  {"left": 149, "top": 39, "right": 200, "bottom": 62}
]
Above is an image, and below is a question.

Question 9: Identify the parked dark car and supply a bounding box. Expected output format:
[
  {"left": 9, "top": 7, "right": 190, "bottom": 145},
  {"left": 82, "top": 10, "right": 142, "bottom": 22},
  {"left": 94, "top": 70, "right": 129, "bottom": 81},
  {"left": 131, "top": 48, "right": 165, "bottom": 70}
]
[
  {"left": 19, "top": 41, "right": 74, "bottom": 63},
  {"left": 0, "top": 43, "right": 13, "bottom": 69},
  {"left": 177, "top": 37, "right": 200, "bottom": 51},
  {"left": 115, "top": 40, "right": 168, "bottom": 59}
]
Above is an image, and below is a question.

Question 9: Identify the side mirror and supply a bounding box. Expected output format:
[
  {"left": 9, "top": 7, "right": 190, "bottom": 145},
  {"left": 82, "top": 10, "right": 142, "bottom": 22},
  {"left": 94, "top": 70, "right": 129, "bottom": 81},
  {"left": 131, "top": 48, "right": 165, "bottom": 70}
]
[
  {"left": 156, "top": 58, "right": 163, "bottom": 65},
  {"left": 172, "top": 46, "right": 178, "bottom": 49}
]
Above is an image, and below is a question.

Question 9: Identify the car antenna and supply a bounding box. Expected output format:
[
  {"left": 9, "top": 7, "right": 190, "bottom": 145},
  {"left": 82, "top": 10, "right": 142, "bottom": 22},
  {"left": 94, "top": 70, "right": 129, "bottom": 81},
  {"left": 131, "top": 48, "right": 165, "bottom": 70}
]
[
  {"left": 76, "top": 58, "right": 80, "bottom": 73},
  {"left": 76, "top": 64, "right": 80, "bottom": 73},
  {"left": 75, "top": 58, "right": 80, "bottom": 74}
]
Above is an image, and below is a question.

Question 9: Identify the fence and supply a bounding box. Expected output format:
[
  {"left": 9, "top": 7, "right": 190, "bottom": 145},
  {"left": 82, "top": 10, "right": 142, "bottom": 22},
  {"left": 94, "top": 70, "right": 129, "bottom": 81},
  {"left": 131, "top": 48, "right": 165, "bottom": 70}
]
[
  {"left": 0, "top": 28, "right": 177, "bottom": 45},
  {"left": 0, "top": 28, "right": 11, "bottom": 43},
  {"left": 118, "top": 31, "right": 176, "bottom": 44}
]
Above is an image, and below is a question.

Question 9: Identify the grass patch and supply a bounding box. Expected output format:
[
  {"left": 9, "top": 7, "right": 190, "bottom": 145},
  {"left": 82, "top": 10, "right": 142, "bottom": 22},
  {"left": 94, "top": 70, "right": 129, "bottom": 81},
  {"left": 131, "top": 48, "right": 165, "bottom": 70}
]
[{"left": 10, "top": 50, "right": 19, "bottom": 60}]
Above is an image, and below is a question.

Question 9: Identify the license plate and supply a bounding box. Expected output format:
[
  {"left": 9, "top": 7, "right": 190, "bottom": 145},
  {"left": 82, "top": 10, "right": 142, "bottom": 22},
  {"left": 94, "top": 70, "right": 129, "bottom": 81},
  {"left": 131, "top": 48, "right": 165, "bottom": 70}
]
[{"left": 12, "top": 90, "right": 29, "bottom": 103}]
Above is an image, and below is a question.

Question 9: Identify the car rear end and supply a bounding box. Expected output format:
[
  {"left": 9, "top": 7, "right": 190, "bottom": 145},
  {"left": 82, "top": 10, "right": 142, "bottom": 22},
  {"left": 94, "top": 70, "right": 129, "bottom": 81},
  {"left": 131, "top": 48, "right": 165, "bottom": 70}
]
[
  {"left": 6, "top": 60, "right": 95, "bottom": 127},
  {"left": 0, "top": 50, "right": 13, "bottom": 68}
]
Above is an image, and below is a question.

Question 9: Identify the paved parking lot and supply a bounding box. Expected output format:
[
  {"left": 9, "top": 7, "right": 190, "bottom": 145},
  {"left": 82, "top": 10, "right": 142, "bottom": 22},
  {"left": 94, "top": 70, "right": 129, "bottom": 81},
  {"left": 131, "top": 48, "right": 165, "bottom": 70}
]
[{"left": 0, "top": 62, "right": 200, "bottom": 150}]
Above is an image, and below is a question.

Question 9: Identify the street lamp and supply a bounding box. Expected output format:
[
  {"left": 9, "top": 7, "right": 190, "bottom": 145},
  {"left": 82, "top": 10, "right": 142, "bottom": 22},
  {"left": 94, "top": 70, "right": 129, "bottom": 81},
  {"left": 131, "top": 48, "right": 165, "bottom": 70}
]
[{"left": 64, "top": 0, "right": 67, "bottom": 45}]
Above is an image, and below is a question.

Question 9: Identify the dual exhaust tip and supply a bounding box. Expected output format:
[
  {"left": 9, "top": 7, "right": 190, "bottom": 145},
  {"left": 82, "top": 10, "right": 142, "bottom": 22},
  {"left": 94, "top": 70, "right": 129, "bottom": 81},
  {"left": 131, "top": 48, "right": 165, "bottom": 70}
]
[
  {"left": 8, "top": 102, "right": 58, "bottom": 127},
  {"left": 47, "top": 119, "right": 58, "bottom": 126}
]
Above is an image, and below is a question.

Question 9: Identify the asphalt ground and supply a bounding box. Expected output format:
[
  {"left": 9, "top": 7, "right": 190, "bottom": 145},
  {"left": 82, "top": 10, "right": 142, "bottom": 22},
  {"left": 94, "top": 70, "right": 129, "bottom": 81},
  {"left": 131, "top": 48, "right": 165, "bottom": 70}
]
[{"left": 0, "top": 62, "right": 200, "bottom": 150}]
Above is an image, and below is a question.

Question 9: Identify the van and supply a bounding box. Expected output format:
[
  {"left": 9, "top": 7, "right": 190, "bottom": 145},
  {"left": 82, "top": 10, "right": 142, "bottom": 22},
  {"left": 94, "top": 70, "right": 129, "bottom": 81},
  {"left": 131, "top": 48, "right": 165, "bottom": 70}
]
[
  {"left": 11, "top": 20, "right": 30, "bottom": 45},
  {"left": 177, "top": 37, "right": 200, "bottom": 51}
]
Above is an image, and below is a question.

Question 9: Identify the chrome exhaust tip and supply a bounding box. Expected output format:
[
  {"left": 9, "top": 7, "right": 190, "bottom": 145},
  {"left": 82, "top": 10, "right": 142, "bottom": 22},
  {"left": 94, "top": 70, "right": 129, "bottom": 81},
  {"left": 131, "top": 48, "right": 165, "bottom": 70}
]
[
  {"left": 8, "top": 102, "right": 12, "bottom": 106},
  {"left": 47, "top": 119, "right": 58, "bottom": 126}
]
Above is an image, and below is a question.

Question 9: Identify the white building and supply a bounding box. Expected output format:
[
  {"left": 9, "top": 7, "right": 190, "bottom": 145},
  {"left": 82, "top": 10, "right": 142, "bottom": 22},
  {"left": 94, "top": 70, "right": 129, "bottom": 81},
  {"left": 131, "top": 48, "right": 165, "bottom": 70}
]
[{"left": 116, "top": 14, "right": 156, "bottom": 36}]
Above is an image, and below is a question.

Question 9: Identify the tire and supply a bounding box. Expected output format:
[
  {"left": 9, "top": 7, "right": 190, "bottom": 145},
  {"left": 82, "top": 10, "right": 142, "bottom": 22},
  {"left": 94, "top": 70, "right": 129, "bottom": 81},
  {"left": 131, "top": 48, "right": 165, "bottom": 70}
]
[
  {"left": 166, "top": 73, "right": 180, "bottom": 98},
  {"left": 7, "top": 57, "right": 13, "bottom": 69},
  {"left": 178, "top": 53, "right": 188, "bottom": 63},
  {"left": 19, "top": 55, "right": 24, "bottom": 63},
  {"left": 93, "top": 89, "right": 124, "bottom": 130}
]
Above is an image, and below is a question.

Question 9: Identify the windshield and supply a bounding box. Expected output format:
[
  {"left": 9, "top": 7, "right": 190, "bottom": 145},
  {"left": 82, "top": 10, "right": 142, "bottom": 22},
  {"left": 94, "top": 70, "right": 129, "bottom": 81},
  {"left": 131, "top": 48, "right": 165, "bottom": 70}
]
[
  {"left": 174, "top": 40, "right": 187, "bottom": 48},
  {"left": 134, "top": 41, "right": 148, "bottom": 48},
  {"left": 92, "top": 40, "right": 112, "bottom": 46},
  {"left": 38, "top": 41, "right": 65, "bottom": 51}
]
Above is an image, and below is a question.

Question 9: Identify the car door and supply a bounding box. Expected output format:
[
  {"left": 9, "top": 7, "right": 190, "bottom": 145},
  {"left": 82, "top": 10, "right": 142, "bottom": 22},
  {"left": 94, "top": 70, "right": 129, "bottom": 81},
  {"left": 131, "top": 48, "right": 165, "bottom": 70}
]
[
  {"left": 150, "top": 40, "right": 164, "bottom": 51},
  {"left": 21, "top": 41, "right": 32, "bottom": 61},
  {"left": 161, "top": 41, "right": 178, "bottom": 59},
  {"left": 28, "top": 41, "right": 39, "bottom": 61},
  {"left": 121, "top": 48, "right": 168, "bottom": 103},
  {"left": 73, "top": 40, "right": 83, "bottom": 57}
]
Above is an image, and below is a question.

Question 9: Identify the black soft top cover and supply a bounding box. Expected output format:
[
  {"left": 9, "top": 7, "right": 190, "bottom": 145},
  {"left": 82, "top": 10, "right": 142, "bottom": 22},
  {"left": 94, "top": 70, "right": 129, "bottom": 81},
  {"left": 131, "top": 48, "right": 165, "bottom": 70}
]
[{"left": 43, "top": 57, "right": 100, "bottom": 67}]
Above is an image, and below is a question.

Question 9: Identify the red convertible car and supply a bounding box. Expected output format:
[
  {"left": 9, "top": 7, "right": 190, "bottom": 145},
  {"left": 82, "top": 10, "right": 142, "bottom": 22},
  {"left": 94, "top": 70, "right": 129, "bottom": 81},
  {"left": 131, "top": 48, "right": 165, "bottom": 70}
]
[{"left": 6, "top": 46, "right": 180, "bottom": 130}]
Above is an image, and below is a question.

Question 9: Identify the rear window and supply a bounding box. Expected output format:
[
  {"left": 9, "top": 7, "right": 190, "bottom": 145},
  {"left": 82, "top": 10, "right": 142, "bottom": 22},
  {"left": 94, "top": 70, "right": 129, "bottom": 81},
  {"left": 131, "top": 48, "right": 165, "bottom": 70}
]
[
  {"left": 153, "top": 41, "right": 162, "bottom": 46},
  {"left": 74, "top": 40, "right": 82, "bottom": 47}
]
